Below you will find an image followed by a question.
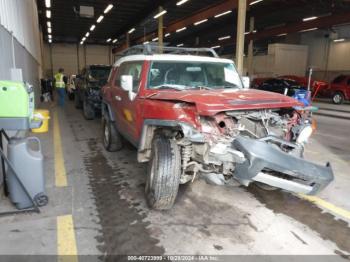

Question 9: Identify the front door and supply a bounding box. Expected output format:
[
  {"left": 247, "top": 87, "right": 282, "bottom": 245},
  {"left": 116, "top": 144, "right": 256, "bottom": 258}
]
[{"left": 110, "top": 61, "right": 144, "bottom": 145}]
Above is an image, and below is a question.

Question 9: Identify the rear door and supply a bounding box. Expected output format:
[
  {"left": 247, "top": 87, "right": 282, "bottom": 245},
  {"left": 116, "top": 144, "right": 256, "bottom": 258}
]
[{"left": 110, "top": 61, "right": 144, "bottom": 145}]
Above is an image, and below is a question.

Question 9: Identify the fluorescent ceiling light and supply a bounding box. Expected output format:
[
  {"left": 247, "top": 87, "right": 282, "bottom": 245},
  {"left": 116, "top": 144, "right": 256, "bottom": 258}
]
[
  {"left": 80, "top": 41, "right": 84, "bottom": 45},
  {"left": 334, "top": 38, "right": 345, "bottom": 42},
  {"left": 106, "top": 38, "right": 111, "bottom": 42},
  {"left": 45, "top": 0, "right": 51, "bottom": 8},
  {"left": 154, "top": 10, "right": 167, "bottom": 19},
  {"left": 143, "top": 41, "right": 150, "bottom": 44},
  {"left": 97, "top": 15, "right": 104, "bottom": 23},
  {"left": 112, "top": 39, "right": 117, "bottom": 43},
  {"left": 277, "top": 33, "right": 287, "bottom": 36},
  {"left": 299, "top": 27, "right": 318, "bottom": 33},
  {"left": 177, "top": 43, "right": 184, "bottom": 47},
  {"left": 82, "top": 37, "right": 86, "bottom": 41},
  {"left": 46, "top": 10, "right": 51, "bottom": 18},
  {"left": 152, "top": 37, "right": 158, "bottom": 42},
  {"left": 48, "top": 39, "right": 52, "bottom": 43},
  {"left": 165, "top": 33, "right": 170, "bottom": 37},
  {"left": 85, "top": 32, "right": 90, "bottom": 37},
  {"left": 47, "top": 21, "right": 51, "bottom": 28},
  {"left": 128, "top": 28, "right": 135, "bottom": 34},
  {"left": 194, "top": 19, "right": 208, "bottom": 26},
  {"left": 104, "top": 4, "right": 114, "bottom": 14},
  {"left": 90, "top": 25, "right": 96, "bottom": 31},
  {"left": 250, "top": 0, "right": 263, "bottom": 5},
  {"left": 176, "top": 0, "right": 189, "bottom": 6},
  {"left": 303, "top": 16, "right": 318, "bottom": 22},
  {"left": 211, "top": 45, "right": 221, "bottom": 49},
  {"left": 47, "top": 28, "right": 52, "bottom": 33},
  {"left": 176, "top": 27, "right": 187, "bottom": 33},
  {"left": 218, "top": 35, "right": 231, "bottom": 41},
  {"left": 244, "top": 32, "right": 249, "bottom": 35},
  {"left": 214, "top": 10, "right": 232, "bottom": 18},
  {"left": 48, "top": 34, "right": 52, "bottom": 38}
]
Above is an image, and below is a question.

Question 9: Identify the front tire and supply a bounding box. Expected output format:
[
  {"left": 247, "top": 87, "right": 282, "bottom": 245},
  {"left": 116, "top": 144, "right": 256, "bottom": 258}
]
[
  {"left": 332, "top": 92, "right": 344, "bottom": 104},
  {"left": 102, "top": 118, "right": 123, "bottom": 152},
  {"left": 145, "top": 136, "right": 181, "bottom": 210},
  {"left": 83, "top": 98, "right": 95, "bottom": 120}
]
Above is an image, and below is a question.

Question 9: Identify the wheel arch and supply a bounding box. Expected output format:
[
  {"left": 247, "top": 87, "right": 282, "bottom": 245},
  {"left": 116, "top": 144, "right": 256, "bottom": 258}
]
[
  {"left": 137, "top": 119, "right": 205, "bottom": 163},
  {"left": 101, "top": 100, "right": 115, "bottom": 122}
]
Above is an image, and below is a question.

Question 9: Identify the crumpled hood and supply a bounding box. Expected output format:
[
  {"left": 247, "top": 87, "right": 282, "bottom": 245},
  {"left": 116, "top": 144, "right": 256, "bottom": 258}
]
[{"left": 147, "top": 89, "right": 302, "bottom": 116}]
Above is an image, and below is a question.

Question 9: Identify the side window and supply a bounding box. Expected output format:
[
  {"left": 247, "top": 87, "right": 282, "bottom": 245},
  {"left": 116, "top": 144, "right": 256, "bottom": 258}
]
[{"left": 114, "top": 61, "right": 143, "bottom": 93}]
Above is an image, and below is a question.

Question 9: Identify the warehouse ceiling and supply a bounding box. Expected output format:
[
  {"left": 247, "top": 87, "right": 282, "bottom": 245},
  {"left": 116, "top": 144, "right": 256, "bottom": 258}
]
[{"left": 37, "top": 0, "right": 350, "bottom": 54}]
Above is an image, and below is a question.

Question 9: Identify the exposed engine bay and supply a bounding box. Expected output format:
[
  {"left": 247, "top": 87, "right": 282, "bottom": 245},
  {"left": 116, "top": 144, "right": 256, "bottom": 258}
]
[{"left": 178, "top": 108, "right": 333, "bottom": 195}]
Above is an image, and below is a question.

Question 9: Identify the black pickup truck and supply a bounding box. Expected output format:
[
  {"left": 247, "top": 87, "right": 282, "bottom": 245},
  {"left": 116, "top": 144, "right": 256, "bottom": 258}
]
[{"left": 75, "top": 65, "right": 111, "bottom": 120}]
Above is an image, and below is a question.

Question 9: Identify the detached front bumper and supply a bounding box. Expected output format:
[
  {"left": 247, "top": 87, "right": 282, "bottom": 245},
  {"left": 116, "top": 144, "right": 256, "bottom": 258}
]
[{"left": 232, "top": 136, "right": 334, "bottom": 195}]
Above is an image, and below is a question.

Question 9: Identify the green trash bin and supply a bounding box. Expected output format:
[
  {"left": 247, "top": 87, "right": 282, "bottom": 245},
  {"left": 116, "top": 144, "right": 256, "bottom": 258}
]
[{"left": 0, "top": 81, "right": 40, "bottom": 130}]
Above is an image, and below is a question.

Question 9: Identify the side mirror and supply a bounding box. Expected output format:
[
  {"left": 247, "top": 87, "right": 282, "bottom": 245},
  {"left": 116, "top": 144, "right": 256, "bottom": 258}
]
[
  {"left": 242, "top": 76, "right": 250, "bottom": 89},
  {"left": 120, "top": 75, "right": 133, "bottom": 92}
]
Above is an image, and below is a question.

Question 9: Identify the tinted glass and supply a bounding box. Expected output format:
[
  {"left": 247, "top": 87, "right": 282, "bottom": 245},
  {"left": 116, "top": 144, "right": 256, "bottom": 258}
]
[
  {"left": 333, "top": 75, "right": 346, "bottom": 84},
  {"left": 89, "top": 67, "right": 111, "bottom": 81}
]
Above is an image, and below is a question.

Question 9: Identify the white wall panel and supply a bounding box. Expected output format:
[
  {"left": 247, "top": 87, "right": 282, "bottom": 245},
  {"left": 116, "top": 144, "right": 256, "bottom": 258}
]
[{"left": 0, "top": 0, "right": 41, "bottom": 63}]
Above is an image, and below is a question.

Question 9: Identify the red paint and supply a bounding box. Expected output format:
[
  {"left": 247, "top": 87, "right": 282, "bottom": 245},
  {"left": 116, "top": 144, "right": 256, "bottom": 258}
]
[{"left": 103, "top": 60, "right": 303, "bottom": 143}]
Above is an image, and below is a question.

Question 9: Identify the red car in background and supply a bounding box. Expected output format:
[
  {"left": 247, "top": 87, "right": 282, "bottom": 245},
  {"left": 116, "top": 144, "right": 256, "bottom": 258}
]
[{"left": 318, "top": 75, "right": 350, "bottom": 104}]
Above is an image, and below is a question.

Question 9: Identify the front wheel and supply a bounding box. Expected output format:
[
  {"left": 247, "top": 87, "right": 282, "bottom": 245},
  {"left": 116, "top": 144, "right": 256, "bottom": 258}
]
[
  {"left": 145, "top": 136, "right": 181, "bottom": 210},
  {"left": 332, "top": 92, "right": 344, "bottom": 104}
]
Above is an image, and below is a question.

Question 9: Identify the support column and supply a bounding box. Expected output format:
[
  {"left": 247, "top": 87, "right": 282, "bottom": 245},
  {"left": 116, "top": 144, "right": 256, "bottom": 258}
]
[
  {"left": 158, "top": 6, "right": 164, "bottom": 53},
  {"left": 77, "top": 43, "right": 80, "bottom": 73},
  {"left": 126, "top": 33, "right": 130, "bottom": 48},
  {"left": 235, "top": 0, "right": 247, "bottom": 75},
  {"left": 247, "top": 16, "right": 254, "bottom": 77}
]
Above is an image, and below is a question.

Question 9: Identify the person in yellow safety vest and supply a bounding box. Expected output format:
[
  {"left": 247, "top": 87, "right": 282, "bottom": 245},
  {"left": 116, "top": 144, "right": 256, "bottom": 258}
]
[{"left": 54, "top": 68, "right": 66, "bottom": 107}]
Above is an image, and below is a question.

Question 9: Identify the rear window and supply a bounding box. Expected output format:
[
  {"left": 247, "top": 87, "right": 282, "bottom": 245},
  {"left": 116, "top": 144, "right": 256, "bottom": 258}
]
[
  {"left": 332, "top": 75, "right": 346, "bottom": 84},
  {"left": 89, "top": 67, "right": 111, "bottom": 81}
]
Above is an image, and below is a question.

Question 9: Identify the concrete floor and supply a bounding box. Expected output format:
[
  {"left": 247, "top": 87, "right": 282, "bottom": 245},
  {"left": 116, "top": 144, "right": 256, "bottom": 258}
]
[{"left": 0, "top": 100, "right": 349, "bottom": 259}]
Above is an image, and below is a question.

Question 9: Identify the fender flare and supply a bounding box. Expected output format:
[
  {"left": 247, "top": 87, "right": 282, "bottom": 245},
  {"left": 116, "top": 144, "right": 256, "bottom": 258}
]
[
  {"left": 101, "top": 100, "right": 115, "bottom": 121},
  {"left": 137, "top": 119, "right": 204, "bottom": 162}
]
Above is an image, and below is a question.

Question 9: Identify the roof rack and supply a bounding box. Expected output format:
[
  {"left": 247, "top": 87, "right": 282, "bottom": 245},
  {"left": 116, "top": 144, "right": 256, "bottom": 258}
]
[{"left": 116, "top": 44, "right": 219, "bottom": 58}]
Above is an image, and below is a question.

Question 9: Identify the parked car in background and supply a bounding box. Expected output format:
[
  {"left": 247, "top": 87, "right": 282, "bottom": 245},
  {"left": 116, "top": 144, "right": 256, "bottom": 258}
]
[
  {"left": 75, "top": 65, "right": 112, "bottom": 119},
  {"left": 318, "top": 75, "right": 350, "bottom": 104},
  {"left": 66, "top": 75, "right": 76, "bottom": 100},
  {"left": 101, "top": 45, "right": 333, "bottom": 210},
  {"left": 254, "top": 78, "right": 311, "bottom": 106}
]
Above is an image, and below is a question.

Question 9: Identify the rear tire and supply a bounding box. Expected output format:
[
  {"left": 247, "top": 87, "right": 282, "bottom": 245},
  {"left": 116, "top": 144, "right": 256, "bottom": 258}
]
[
  {"left": 332, "top": 92, "right": 344, "bottom": 104},
  {"left": 74, "top": 92, "right": 82, "bottom": 109},
  {"left": 145, "top": 136, "right": 181, "bottom": 210},
  {"left": 102, "top": 117, "right": 123, "bottom": 152},
  {"left": 83, "top": 98, "right": 95, "bottom": 120}
]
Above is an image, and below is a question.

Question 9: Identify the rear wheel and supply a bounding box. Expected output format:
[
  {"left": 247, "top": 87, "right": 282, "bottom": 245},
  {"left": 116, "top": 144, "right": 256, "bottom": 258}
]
[
  {"left": 145, "top": 136, "right": 181, "bottom": 210},
  {"left": 332, "top": 92, "right": 344, "bottom": 104},
  {"left": 102, "top": 117, "right": 123, "bottom": 152},
  {"left": 83, "top": 98, "right": 95, "bottom": 120}
]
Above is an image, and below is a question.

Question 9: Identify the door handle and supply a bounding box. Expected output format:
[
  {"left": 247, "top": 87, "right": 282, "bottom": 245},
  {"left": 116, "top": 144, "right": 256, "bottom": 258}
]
[{"left": 115, "top": 96, "right": 122, "bottom": 101}]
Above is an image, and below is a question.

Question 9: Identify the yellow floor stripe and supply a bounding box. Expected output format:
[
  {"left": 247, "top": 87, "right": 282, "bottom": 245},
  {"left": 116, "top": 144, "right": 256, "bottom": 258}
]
[
  {"left": 300, "top": 194, "right": 350, "bottom": 220},
  {"left": 54, "top": 111, "right": 67, "bottom": 187},
  {"left": 57, "top": 215, "right": 78, "bottom": 261}
]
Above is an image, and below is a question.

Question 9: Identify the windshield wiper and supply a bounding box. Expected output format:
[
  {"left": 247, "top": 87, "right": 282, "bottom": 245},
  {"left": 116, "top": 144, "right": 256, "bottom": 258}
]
[
  {"left": 193, "top": 86, "right": 213, "bottom": 90},
  {"left": 152, "top": 84, "right": 186, "bottom": 91},
  {"left": 214, "top": 84, "right": 240, "bottom": 89}
]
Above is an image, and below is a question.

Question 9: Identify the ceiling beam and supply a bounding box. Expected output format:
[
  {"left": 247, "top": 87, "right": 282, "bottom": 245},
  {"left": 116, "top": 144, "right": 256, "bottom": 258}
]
[
  {"left": 132, "top": 0, "right": 250, "bottom": 46},
  {"left": 212, "top": 11, "right": 350, "bottom": 48}
]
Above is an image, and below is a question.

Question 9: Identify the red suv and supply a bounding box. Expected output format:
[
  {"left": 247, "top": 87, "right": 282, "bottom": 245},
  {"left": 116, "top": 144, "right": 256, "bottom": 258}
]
[
  {"left": 323, "top": 75, "right": 350, "bottom": 104},
  {"left": 101, "top": 45, "right": 333, "bottom": 210}
]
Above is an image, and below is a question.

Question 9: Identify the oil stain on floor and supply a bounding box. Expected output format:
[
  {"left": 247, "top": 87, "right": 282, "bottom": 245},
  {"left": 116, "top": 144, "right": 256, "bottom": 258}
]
[{"left": 83, "top": 138, "right": 165, "bottom": 259}]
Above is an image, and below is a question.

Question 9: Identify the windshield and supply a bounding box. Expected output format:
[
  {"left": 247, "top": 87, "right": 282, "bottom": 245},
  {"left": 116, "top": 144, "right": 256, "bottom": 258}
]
[
  {"left": 89, "top": 67, "right": 111, "bottom": 81},
  {"left": 148, "top": 61, "right": 243, "bottom": 90}
]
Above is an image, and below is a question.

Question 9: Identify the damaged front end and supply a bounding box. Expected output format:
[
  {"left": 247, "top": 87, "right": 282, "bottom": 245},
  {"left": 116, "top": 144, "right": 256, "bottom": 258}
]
[{"left": 179, "top": 108, "right": 334, "bottom": 195}]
